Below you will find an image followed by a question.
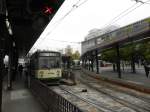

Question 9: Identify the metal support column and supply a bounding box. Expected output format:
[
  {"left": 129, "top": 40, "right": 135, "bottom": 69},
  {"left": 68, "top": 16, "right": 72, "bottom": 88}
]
[
  {"left": 131, "top": 53, "right": 136, "bottom": 73},
  {"left": 91, "top": 52, "right": 94, "bottom": 72},
  {"left": 85, "top": 56, "right": 87, "bottom": 69},
  {"left": 95, "top": 50, "right": 99, "bottom": 74},
  {"left": 88, "top": 55, "right": 91, "bottom": 71},
  {"left": 84, "top": 58, "right": 86, "bottom": 68},
  {"left": 0, "top": 14, "right": 6, "bottom": 112},
  {"left": 91, "top": 58, "right": 94, "bottom": 72},
  {"left": 0, "top": 50, "right": 4, "bottom": 112},
  {"left": 7, "top": 46, "right": 13, "bottom": 90},
  {"left": 116, "top": 45, "right": 121, "bottom": 78},
  {"left": 7, "top": 36, "right": 17, "bottom": 90}
]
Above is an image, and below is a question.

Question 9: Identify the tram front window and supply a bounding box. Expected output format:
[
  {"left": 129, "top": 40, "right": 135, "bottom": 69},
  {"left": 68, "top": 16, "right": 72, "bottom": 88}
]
[{"left": 39, "top": 57, "right": 60, "bottom": 69}]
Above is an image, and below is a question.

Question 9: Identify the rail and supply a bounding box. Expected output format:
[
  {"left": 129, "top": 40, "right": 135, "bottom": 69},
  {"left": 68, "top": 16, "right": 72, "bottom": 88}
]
[{"left": 30, "top": 78, "right": 82, "bottom": 112}]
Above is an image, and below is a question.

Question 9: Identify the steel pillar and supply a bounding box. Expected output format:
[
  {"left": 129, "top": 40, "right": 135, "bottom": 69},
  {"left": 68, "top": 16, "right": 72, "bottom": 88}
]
[
  {"left": 7, "top": 46, "right": 13, "bottom": 90},
  {"left": 91, "top": 59, "right": 94, "bottom": 72},
  {"left": 0, "top": 14, "right": 6, "bottom": 112},
  {"left": 131, "top": 54, "right": 136, "bottom": 73},
  {"left": 90, "top": 52, "right": 94, "bottom": 72},
  {"left": 95, "top": 50, "right": 99, "bottom": 74},
  {"left": 0, "top": 50, "right": 4, "bottom": 112},
  {"left": 7, "top": 43, "right": 18, "bottom": 90},
  {"left": 116, "top": 45, "right": 121, "bottom": 78},
  {"left": 85, "top": 56, "right": 88, "bottom": 69}
]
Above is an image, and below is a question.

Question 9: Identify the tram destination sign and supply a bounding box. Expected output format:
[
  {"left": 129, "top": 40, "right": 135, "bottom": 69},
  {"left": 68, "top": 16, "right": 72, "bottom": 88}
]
[{"left": 39, "top": 52, "right": 60, "bottom": 57}]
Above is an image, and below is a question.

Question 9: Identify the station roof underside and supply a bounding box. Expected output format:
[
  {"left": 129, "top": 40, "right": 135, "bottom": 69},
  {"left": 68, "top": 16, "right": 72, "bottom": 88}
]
[{"left": 5, "top": 0, "right": 65, "bottom": 57}]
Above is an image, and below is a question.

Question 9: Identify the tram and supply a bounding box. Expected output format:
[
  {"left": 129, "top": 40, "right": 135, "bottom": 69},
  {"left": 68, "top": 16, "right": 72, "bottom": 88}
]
[
  {"left": 30, "top": 51, "right": 62, "bottom": 83},
  {"left": 72, "top": 60, "right": 81, "bottom": 70}
]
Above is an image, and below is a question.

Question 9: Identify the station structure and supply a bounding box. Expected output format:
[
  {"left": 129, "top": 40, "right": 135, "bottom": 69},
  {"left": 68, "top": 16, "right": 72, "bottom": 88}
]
[
  {"left": 0, "top": 0, "right": 65, "bottom": 112},
  {"left": 0, "top": 1, "right": 150, "bottom": 112},
  {"left": 81, "top": 17, "right": 150, "bottom": 78}
]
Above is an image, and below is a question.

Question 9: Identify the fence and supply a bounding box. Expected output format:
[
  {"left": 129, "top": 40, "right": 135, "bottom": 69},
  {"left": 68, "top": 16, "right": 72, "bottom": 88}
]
[{"left": 30, "top": 78, "right": 82, "bottom": 112}]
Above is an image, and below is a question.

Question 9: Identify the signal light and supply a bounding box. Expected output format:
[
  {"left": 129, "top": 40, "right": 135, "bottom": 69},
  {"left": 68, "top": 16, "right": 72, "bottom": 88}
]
[{"left": 43, "top": 6, "right": 53, "bottom": 15}]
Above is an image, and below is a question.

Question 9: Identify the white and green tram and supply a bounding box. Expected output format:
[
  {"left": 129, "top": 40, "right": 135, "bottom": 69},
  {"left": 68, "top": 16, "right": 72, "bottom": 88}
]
[{"left": 30, "top": 51, "right": 62, "bottom": 83}]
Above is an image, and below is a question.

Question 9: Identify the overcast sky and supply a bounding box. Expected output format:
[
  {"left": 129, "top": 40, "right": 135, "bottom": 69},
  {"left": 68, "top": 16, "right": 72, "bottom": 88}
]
[{"left": 30, "top": 0, "right": 150, "bottom": 53}]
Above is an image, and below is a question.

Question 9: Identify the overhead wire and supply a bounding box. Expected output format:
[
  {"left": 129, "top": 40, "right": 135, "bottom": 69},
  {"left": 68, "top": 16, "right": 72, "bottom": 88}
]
[
  {"left": 32, "top": 0, "right": 88, "bottom": 51},
  {"left": 31, "top": 0, "right": 149, "bottom": 53},
  {"left": 105, "top": 0, "right": 150, "bottom": 27},
  {"left": 39, "top": 0, "right": 84, "bottom": 41},
  {"left": 45, "top": 0, "right": 88, "bottom": 37},
  {"left": 50, "top": 39, "right": 81, "bottom": 44},
  {"left": 103, "top": 2, "right": 138, "bottom": 27},
  {"left": 133, "top": 0, "right": 150, "bottom": 4}
]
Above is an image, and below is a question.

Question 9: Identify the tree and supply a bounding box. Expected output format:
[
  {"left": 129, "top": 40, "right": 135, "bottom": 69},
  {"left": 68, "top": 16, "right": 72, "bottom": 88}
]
[
  {"left": 101, "top": 48, "right": 116, "bottom": 63},
  {"left": 72, "top": 50, "right": 80, "bottom": 60}
]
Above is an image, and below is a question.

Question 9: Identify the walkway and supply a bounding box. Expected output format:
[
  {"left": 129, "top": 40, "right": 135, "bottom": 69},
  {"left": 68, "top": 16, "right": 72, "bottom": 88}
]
[
  {"left": 99, "top": 66, "right": 150, "bottom": 88},
  {"left": 2, "top": 76, "right": 44, "bottom": 112}
]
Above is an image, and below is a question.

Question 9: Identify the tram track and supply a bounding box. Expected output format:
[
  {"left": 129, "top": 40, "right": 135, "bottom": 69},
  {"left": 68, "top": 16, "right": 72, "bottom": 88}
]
[
  {"left": 79, "top": 71, "right": 150, "bottom": 104},
  {"left": 80, "top": 72, "right": 150, "bottom": 104},
  {"left": 53, "top": 84, "right": 141, "bottom": 112},
  {"left": 58, "top": 85, "right": 117, "bottom": 112},
  {"left": 75, "top": 71, "right": 150, "bottom": 112}
]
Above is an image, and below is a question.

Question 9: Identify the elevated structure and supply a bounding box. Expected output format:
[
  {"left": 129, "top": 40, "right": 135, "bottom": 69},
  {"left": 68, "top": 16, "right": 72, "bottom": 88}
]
[
  {"left": 81, "top": 17, "right": 150, "bottom": 78},
  {"left": 82, "top": 17, "right": 150, "bottom": 55}
]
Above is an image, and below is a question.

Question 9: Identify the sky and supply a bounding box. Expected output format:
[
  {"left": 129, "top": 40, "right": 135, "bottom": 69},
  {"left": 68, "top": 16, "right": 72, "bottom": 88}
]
[{"left": 30, "top": 0, "right": 150, "bottom": 54}]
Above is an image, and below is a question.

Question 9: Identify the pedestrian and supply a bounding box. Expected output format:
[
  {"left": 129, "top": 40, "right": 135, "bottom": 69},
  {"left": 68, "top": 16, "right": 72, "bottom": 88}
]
[
  {"left": 18, "top": 64, "right": 23, "bottom": 78},
  {"left": 143, "top": 60, "right": 150, "bottom": 78}
]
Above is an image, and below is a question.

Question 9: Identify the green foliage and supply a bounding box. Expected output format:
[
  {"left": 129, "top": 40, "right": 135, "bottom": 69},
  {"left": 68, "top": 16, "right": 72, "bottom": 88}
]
[
  {"left": 72, "top": 50, "right": 80, "bottom": 60},
  {"left": 143, "top": 41, "right": 150, "bottom": 61},
  {"left": 101, "top": 40, "right": 150, "bottom": 62},
  {"left": 101, "top": 48, "right": 116, "bottom": 62}
]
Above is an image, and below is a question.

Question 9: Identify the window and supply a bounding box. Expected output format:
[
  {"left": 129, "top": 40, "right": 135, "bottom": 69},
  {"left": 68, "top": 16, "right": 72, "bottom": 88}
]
[{"left": 38, "top": 56, "right": 60, "bottom": 69}]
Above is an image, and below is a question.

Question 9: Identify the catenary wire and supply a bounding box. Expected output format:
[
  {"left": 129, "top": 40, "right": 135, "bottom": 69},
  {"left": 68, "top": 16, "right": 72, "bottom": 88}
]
[
  {"left": 103, "top": 2, "right": 138, "bottom": 28},
  {"left": 31, "top": 0, "right": 149, "bottom": 52},
  {"left": 106, "top": 0, "right": 150, "bottom": 27},
  {"left": 32, "top": 0, "right": 88, "bottom": 51}
]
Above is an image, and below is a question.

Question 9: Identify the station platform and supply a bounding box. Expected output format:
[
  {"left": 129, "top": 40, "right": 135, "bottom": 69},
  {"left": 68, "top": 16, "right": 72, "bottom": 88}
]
[
  {"left": 82, "top": 66, "right": 150, "bottom": 93},
  {"left": 2, "top": 76, "right": 44, "bottom": 112}
]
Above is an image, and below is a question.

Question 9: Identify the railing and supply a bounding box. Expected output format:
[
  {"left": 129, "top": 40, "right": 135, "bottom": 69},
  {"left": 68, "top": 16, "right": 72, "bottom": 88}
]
[{"left": 30, "top": 78, "right": 82, "bottom": 112}]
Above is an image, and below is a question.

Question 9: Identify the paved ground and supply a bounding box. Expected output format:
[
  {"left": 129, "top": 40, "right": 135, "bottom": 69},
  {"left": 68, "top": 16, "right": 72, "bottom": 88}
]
[
  {"left": 82, "top": 65, "right": 150, "bottom": 92},
  {"left": 2, "top": 76, "right": 44, "bottom": 112},
  {"left": 98, "top": 66, "right": 150, "bottom": 88}
]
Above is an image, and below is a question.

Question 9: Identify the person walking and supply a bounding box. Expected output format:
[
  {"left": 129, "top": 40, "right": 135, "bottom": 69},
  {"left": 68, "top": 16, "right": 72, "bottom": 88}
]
[
  {"left": 143, "top": 60, "right": 150, "bottom": 78},
  {"left": 18, "top": 64, "right": 23, "bottom": 78}
]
